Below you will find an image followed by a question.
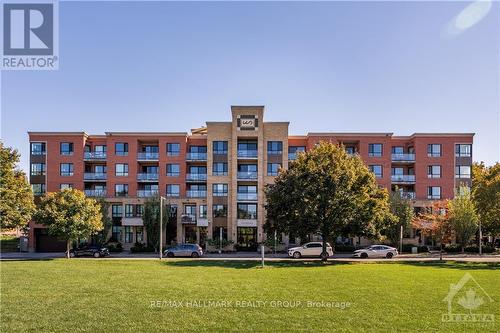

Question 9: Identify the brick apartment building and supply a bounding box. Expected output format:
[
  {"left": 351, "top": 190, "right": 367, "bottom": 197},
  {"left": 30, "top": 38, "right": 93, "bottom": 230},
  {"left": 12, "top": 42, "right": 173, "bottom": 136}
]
[{"left": 27, "top": 106, "right": 473, "bottom": 252}]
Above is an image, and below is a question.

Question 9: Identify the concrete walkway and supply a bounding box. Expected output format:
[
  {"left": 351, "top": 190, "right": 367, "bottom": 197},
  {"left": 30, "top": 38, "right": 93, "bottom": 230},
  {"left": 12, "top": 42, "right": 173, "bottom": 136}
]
[{"left": 1, "top": 251, "right": 499, "bottom": 263}]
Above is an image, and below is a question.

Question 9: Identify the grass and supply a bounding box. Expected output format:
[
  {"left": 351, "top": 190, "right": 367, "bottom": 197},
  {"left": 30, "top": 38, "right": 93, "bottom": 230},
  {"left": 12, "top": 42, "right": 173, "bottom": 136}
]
[{"left": 1, "top": 260, "right": 499, "bottom": 332}]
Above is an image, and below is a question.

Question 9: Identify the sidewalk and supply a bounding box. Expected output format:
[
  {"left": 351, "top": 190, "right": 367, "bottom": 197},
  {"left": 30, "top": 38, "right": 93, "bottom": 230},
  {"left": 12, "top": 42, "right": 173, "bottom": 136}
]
[{"left": 1, "top": 251, "right": 499, "bottom": 263}]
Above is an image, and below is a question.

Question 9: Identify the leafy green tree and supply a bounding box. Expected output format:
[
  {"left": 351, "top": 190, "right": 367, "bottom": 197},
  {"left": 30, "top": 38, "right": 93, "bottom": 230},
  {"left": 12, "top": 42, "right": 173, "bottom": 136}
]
[
  {"left": 265, "top": 142, "right": 394, "bottom": 261},
  {"left": 143, "top": 197, "right": 171, "bottom": 252},
  {"left": 449, "top": 186, "right": 479, "bottom": 252},
  {"left": 384, "top": 190, "right": 414, "bottom": 246},
  {"left": 35, "top": 189, "right": 102, "bottom": 258},
  {"left": 419, "top": 200, "right": 452, "bottom": 261},
  {"left": 0, "top": 143, "right": 35, "bottom": 230},
  {"left": 472, "top": 162, "right": 500, "bottom": 236}
]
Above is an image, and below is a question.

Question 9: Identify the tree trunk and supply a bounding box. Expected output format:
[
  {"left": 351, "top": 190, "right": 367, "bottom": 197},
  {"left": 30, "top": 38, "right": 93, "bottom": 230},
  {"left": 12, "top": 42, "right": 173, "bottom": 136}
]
[
  {"left": 66, "top": 240, "right": 71, "bottom": 259},
  {"left": 321, "top": 237, "right": 328, "bottom": 262}
]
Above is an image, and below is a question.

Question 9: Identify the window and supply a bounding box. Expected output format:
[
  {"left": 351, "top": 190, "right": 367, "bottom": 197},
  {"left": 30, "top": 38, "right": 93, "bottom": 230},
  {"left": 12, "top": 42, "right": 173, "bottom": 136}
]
[
  {"left": 199, "top": 205, "right": 207, "bottom": 219},
  {"left": 369, "top": 165, "right": 383, "bottom": 178},
  {"left": 427, "top": 144, "right": 441, "bottom": 157},
  {"left": 345, "top": 147, "right": 356, "bottom": 155},
  {"left": 111, "top": 226, "right": 121, "bottom": 242},
  {"left": 136, "top": 227, "right": 144, "bottom": 243},
  {"left": 115, "top": 163, "right": 128, "bottom": 176},
  {"left": 427, "top": 187, "right": 441, "bottom": 200},
  {"left": 31, "top": 163, "right": 46, "bottom": 176},
  {"left": 213, "top": 204, "right": 227, "bottom": 218},
  {"left": 391, "top": 167, "right": 403, "bottom": 176},
  {"left": 455, "top": 165, "right": 471, "bottom": 179},
  {"left": 31, "top": 142, "right": 46, "bottom": 155},
  {"left": 94, "top": 165, "right": 106, "bottom": 174},
  {"left": 60, "top": 184, "right": 72, "bottom": 190},
  {"left": 60, "top": 163, "right": 73, "bottom": 176},
  {"left": 238, "top": 185, "right": 257, "bottom": 200},
  {"left": 237, "top": 203, "right": 257, "bottom": 219},
  {"left": 213, "top": 162, "right": 228, "bottom": 176},
  {"left": 213, "top": 183, "right": 228, "bottom": 196},
  {"left": 212, "top": 227, "right": 228, "bottom": 241},
  {"left": 167, "top": 143, "right": 180, "bottom": 156},
  {"left": 60, "top": 142, "right": 73, "bottom": 155},
  {"left": 184, "top": 205, "right": 196, "bottom": 217},
  {"left": 168, "top": 205, "right": 178, "bottom": 219},
  {"left": 288, "top": 146, "right": 306, "bottom": 159},
  {"left": 213, "top": 141, "right": 228, "bottom": 154},
  {"left": 115, "top": 143, "right": 128, "bottom": 156},
  {"left": 32, "top": 184, "right": 46, "bottom": 196},
  {"left": 189, "top": 146, "right": 207, "bottom": 153},
  {"left": 167, "top": 164, "right": 180, "bottom": 176},
  {"left": 267, "top": 163, "right": 281, "bottom": 176},
  {"left": 267, "top": 141, "right": 283, "bottom": 155},
  {"left": 392, "top": 146, "right": 404, "bottom": 154},
  {"left": 136, "top": 204, "right": 144, "bottom": 217},
  {"left": 115, "top": 184, "right": 128, "bottom": 197},
  {"left": 428, "top": 165, "right": 441, "bottom": 178},
  {"left": 94, "top": 145, "right": 106, "bottom": 153},
  {"left": 124, "top": 226, "right": 133, "bottom": 243},
  {"left": 112, "top": 204, "right": 123, "bottom": 217},
  {"left": 125, "top": 204, "right": 134, "bottom": 218},
  {"left": 455, "top": 144, "right": 472, "bottom": 157},
  {"left": 141, "top": 145, "right": 158, "bottom": 153},
  {"left": 166, "top": 184, "right": 180, "bottom": 197},
  {"left": 368, "top": 144, "right": 383, "bottom": 157}
]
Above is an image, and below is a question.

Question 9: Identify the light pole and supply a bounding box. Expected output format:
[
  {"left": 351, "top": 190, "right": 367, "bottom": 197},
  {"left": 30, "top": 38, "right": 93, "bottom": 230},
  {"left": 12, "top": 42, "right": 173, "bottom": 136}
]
[{"left": 159, "top": 196, "right": 165, "bottom": 260}]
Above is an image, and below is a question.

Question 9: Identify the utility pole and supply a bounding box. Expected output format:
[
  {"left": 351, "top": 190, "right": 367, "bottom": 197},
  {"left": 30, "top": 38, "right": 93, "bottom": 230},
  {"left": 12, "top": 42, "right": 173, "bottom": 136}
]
[
  {"left": 399, "top": 225, "right": 403, "bottom": 254},
  {"left": 479, "top": 219, "right": 483, "bottom": 256},
  {"left": 159, "top": 196, "right": 164, "bottom": 260}
]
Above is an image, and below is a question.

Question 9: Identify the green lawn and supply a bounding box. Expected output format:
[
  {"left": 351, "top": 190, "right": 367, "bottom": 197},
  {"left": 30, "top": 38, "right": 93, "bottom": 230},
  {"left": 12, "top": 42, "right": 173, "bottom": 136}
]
[{"left": 1, "top": 260, "right": 499, "bottom": 332}]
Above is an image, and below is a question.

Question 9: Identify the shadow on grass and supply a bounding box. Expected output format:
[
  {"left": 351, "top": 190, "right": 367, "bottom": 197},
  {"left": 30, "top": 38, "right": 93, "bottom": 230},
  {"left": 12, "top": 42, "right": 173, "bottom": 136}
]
[
  {"left": 163, "top": 259, "right": 355, "bottom": 269},
  {"left": 163, "top": 259, "right": 499, "bottom": 270},
  {"left": 0, "top": 258, "right": 56, "bottom": 262}
]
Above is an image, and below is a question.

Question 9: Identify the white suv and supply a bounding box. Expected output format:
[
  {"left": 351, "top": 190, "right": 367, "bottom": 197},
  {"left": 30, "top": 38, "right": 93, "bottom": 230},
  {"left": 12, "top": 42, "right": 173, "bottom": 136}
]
[{"left": 288, "top": 242, "right": 334, "bottom": 259}]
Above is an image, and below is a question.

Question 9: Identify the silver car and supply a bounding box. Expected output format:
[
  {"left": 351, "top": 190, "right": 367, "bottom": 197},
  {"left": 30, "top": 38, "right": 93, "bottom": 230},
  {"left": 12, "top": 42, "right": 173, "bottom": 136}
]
[
  {"left": 353, "top": 245, "right": 398, "bottom": 259},
  {"left": 164, "top": 244, "right": 203, "bottom": 258}
]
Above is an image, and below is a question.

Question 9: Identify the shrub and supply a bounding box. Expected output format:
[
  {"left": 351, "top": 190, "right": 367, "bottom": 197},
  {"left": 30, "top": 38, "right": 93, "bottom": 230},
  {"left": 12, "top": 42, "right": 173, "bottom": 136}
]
[
  {"left": 444, "top": 244, "right": 461, "bottom": 253},
  {"left": 334, "top": 244, "right": 355, "bottom": 252},
  {"left": 107, "top": 242, "right": 123, "bottom": 253},
  {"left": 464, "top": 245, "right": 495, "bottom": 254},
  {"left": 401, "top": 244, "right": 429, "bottom": 253},
  {"left": 207, "top": 239, "right": 234, "bottom": 248},
  {"left": 130, "top": 242, "right": 154, "bottom": 253}
]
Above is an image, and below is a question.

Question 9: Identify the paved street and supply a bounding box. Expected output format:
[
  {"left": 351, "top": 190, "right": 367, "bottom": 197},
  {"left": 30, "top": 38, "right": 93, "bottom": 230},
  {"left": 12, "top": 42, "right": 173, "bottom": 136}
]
[{"left": 1, "top": 251, "right": 499, "bottom": 263}]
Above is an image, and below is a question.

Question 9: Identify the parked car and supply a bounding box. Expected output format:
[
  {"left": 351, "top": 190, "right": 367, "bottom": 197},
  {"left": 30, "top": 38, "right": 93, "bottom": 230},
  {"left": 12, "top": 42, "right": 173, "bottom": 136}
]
[
  {"left": 164, "top": 244, "right": 203, "bottom": 258},
  {"left": 353, "top": 245, "right": 398, "bottom": 259},
  {"left": 68, "top": 245, "right": 110, "bottom": 258},
  {"left": 288, "top": 242, "right": 334, "bottom": 259}
]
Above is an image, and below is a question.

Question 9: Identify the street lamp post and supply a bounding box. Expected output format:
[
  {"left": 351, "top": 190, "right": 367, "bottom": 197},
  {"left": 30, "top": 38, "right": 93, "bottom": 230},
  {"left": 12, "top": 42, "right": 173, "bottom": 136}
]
[{"left": 159, "top": 196, "right": 165, "bottom": 260}]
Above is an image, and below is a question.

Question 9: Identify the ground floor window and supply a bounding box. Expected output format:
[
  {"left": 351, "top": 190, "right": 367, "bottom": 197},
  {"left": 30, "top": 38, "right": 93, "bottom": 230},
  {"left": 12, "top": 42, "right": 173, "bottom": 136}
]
[
  {"left": 237, "top": 227, "right": 257, "bottom": 251},
  {"left": 111, "top": 226, "right": 121, "bottom": 242},
  {"left": 124, "top": 226, "right": 133, "bottom": 243},
  {"left": 213, "top": 227, "right": 228, "bottom": 241},
  {"left": 185, "top": 226, "right": 197, "bottom": 244},
  {"left": 136, "top": 227, "right": 144, "bottom": 243}
]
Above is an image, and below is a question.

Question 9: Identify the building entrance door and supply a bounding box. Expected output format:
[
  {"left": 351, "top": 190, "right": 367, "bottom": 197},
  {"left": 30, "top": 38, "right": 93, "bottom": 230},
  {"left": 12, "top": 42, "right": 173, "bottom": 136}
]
[{"left": 237, "top": 227, "right": 257, "bottom": 251}]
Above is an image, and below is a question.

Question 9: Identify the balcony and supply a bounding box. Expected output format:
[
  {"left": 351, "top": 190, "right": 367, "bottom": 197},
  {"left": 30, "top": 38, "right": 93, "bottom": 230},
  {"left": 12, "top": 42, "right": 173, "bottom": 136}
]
[
  {"left": 84, "top": 189, "right": 106, "bottom": 197},
  {"left": 137, "top": 152, "right": 159, "bottom": 161},
  {"left": 186, "top": 190, "right": 207, "bottom": 198},
  {"left": 391, "top": 175, "right": 416, "bottom": 184},
  {"left": 237, "top": 171, "right": 258, "bottom": 180},
  {"left": 137, "top": 173, "right": 159, "bottom": 181},
  {"left": 84, "top": 173, "right": 107, "bottom": 181},
  {"left": 237, "top": 192, "right": 258, "bottom": 201},
  {"left": 186, "top": 173, "right": 207, "bottom": 182},
  {"left": 237, "top": 150, "right": 258, "bottom": 159},
  {"left": 397, "top": 191, "right": 416, "bottom": 200},
  {"left": 137, "top": 190, "right": 159, "bottom": 197},
  {"left": 391, "top": 153, "right": 416, "bottom": 162},
  {"left": 186, "top": 152, "right": 207, "bottom": 161},
  {"left": 181, "top": 214, "right": 196, "bottom": 224},
  {"left": 84, "top": 152, "right": 106, "bottom": 160}
]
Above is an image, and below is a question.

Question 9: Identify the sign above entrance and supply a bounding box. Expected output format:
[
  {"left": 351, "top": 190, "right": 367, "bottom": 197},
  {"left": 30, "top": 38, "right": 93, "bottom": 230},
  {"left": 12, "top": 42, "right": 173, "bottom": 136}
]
[
  {"left": 237, "top": 115, "right": 258, "bottom": 131},
  {"left": 237, "top": 219, "right": 257, "bottom": 227}
]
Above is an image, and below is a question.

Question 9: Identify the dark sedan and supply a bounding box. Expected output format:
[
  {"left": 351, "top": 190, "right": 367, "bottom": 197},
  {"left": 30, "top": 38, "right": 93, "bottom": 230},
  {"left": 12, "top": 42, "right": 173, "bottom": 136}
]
[{"left": 69, "top": 246, "right": 110, "bottom": 258}]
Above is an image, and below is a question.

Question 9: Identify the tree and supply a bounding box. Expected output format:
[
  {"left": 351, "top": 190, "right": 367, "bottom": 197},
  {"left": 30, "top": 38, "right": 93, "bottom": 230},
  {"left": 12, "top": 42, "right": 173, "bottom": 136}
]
[
  {"left": 95, "top": 198, "right": 112, "bottom": 245},
  {"left": 143, "top": 197, "right": 170, "bottom": 252},
  {"left": 418, "top": 200, "right": 452, "bottom": 261},
  {"left": 448, "top": 186, "right": 478, "bottom": 252},
  {"left": 384, "top": 190, "right": 414, "bottom": 247},
  {"left": 0, "top": 143, "right": 35, "bottom": 230},
  {"left": 472, "top": 162, "right": 500, "bottom": 236},
  {"left": 35, "top": 188, "right": 103, "bottom": 258},
  {"left": 265, "top": 142, "right": 394, "bottom": 261}
]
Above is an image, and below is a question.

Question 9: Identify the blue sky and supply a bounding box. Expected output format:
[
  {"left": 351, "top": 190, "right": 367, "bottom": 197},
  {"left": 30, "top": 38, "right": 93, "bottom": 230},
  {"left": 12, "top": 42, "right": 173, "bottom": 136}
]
[{"left": 1, "top": 1, "right": 499, "bottom": 172}]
